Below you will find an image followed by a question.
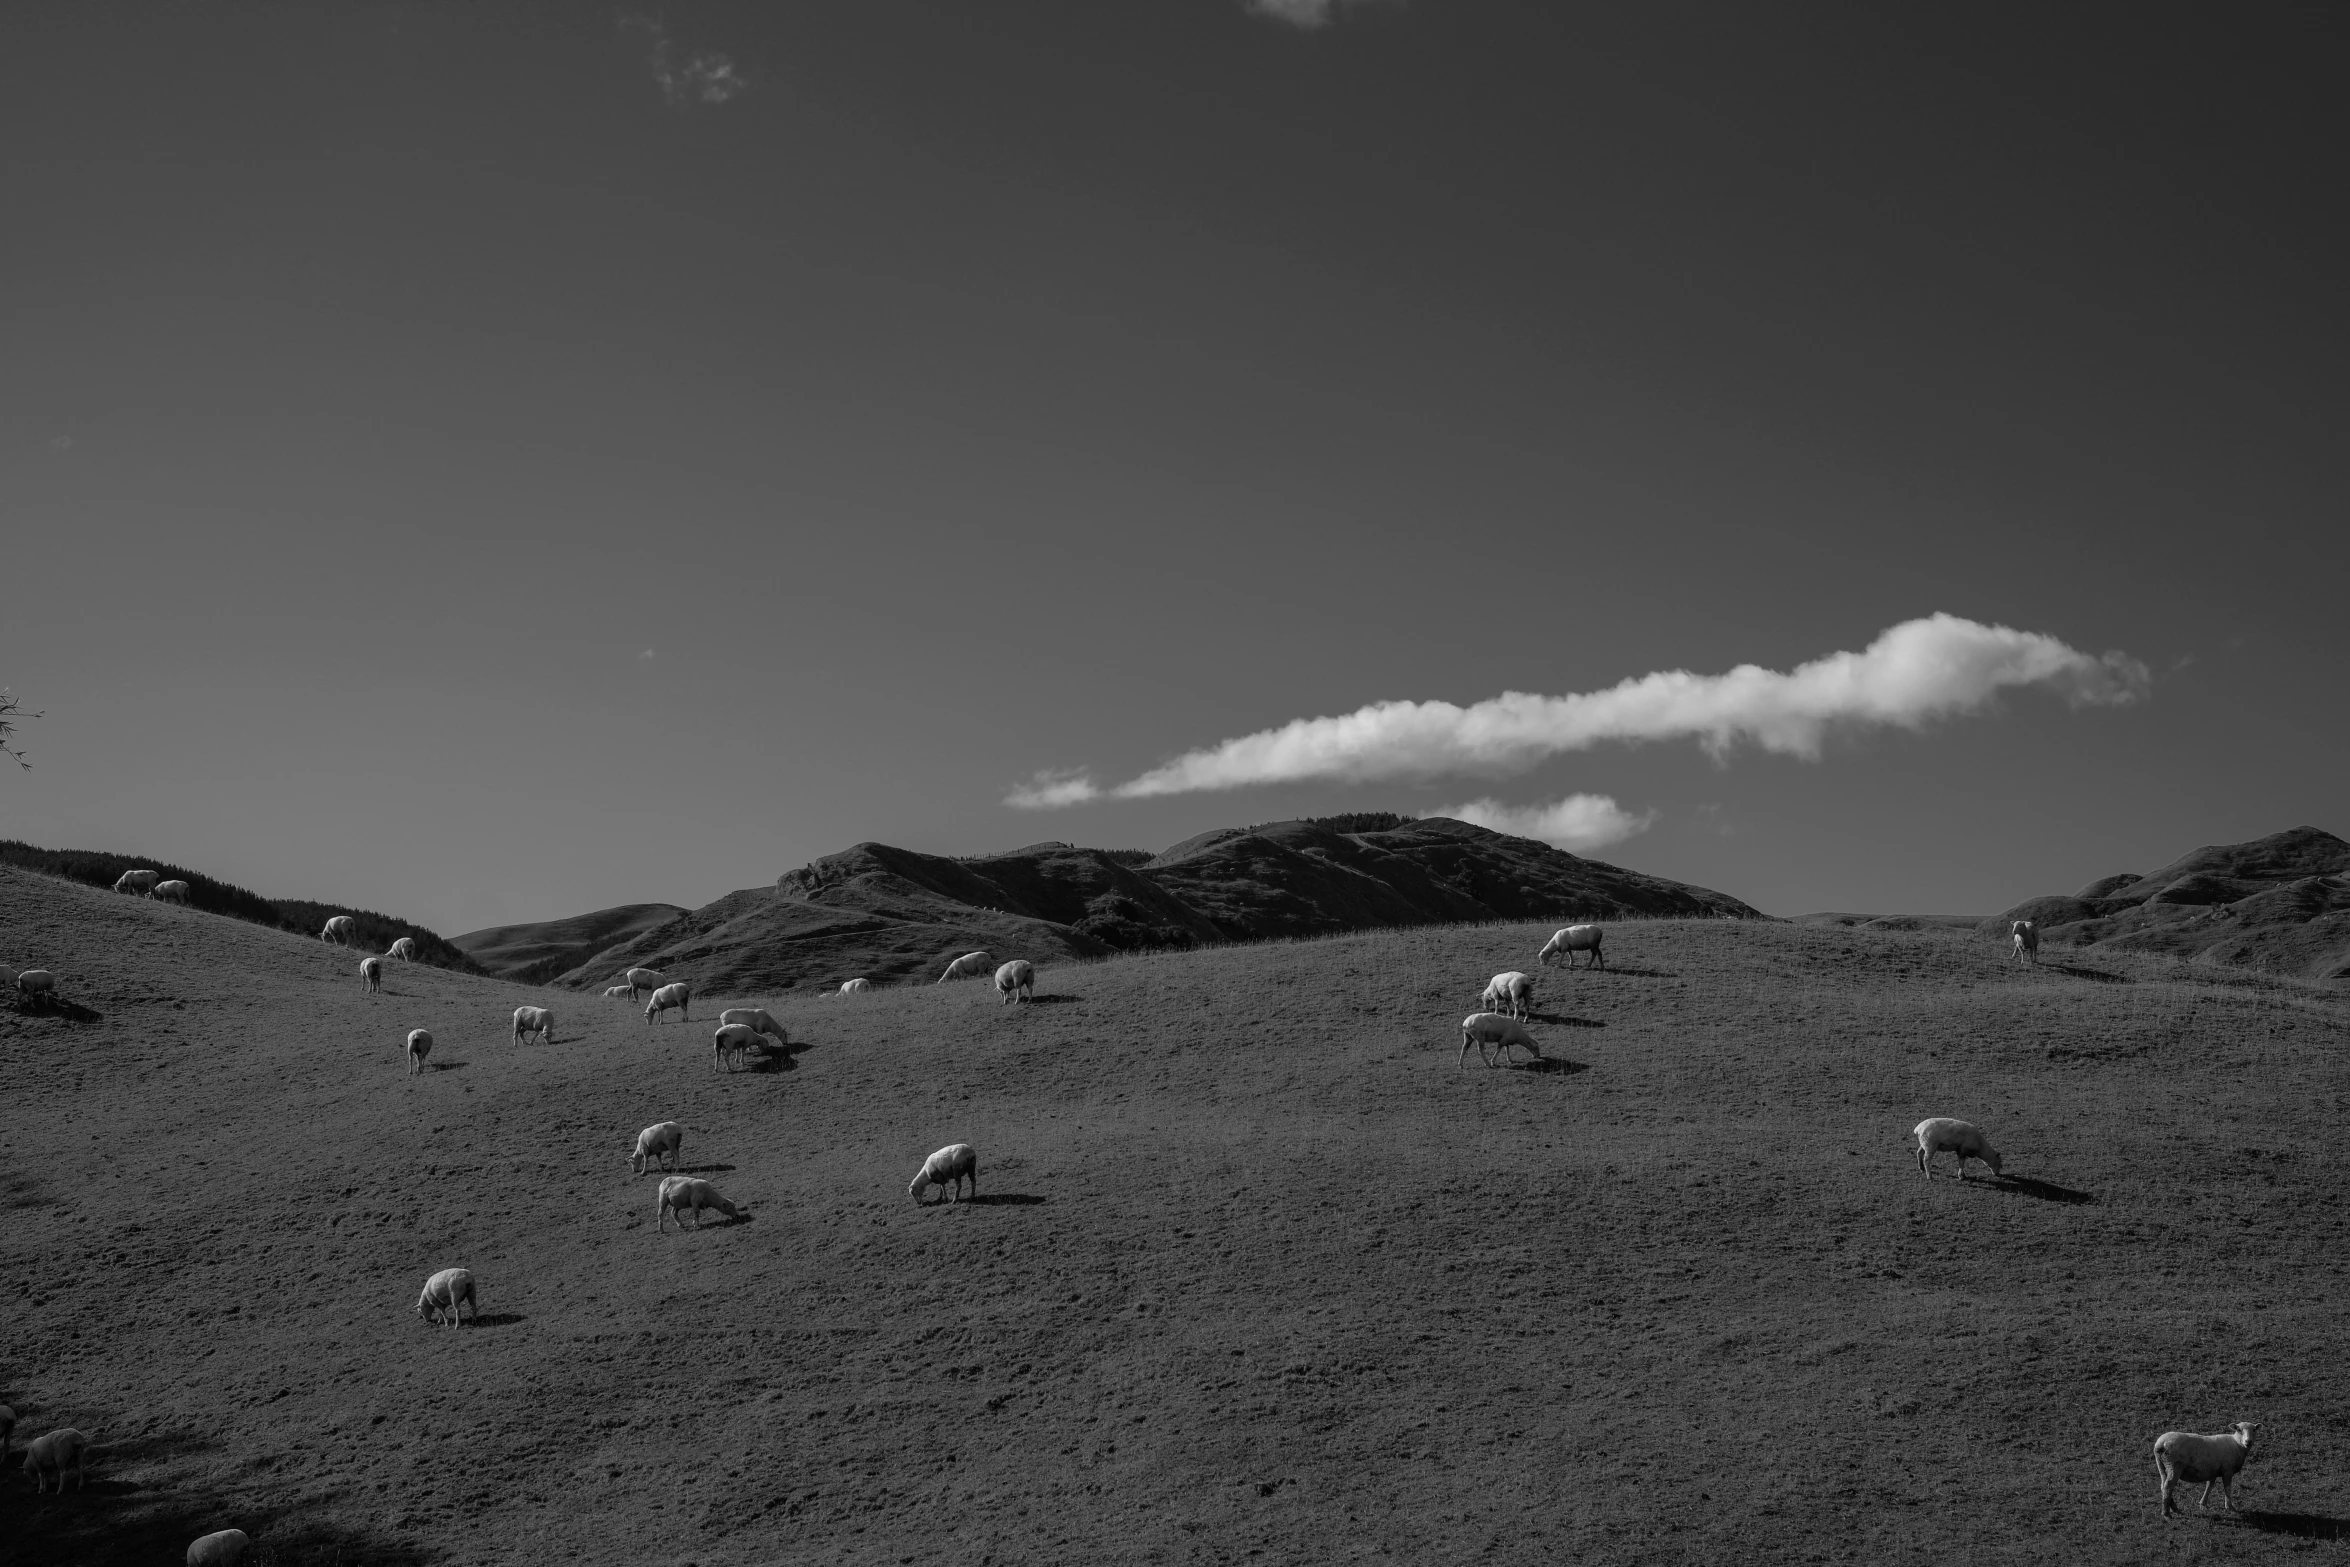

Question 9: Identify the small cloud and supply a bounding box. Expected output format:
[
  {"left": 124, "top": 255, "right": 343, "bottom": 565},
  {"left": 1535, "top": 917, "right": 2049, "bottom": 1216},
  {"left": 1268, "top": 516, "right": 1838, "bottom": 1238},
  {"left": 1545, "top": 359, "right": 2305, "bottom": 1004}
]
[
  {"left": 1690, "top": 802, "right": 1735, "bottom": 837},
  {"left": 1006, "top": 770, "right": 1100, "bottom": 810},
  {"left": 623, "top": 13, "right": 748, "bottom": 106},
  {"left": 48, "top": 433, "right": 72, "bottom": 451},
  {"left": 1429, "top": 795, "right": 1659, "bottom": 853},
  {"left": 1244, "top": 0, "right": 1387, "bottom": 28},
  {"left": 639, "top": 648, "right": 657, "bottom": 661}
]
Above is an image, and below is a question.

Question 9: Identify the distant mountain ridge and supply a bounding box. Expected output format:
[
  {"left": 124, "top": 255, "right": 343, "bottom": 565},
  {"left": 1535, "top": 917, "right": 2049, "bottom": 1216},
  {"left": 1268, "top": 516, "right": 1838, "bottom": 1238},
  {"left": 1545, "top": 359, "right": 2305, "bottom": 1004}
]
[
  {"left": 520, "top": 814, "right": 1764, "bottom": 994},
  {"left": 449, "top": 902, "right": 688, "bottom": 985}
]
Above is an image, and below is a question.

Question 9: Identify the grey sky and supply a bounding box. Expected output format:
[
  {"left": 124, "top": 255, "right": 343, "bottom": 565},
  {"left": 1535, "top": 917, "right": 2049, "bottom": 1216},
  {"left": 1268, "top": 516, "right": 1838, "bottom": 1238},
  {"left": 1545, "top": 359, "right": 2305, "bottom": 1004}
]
[{"left": 4, "top": 3, "right": 2343, "bottom": 931}]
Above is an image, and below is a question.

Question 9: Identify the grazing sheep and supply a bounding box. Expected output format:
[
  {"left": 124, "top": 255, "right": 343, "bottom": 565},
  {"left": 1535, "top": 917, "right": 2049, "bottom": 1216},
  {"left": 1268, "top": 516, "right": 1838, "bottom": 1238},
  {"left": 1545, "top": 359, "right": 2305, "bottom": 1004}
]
[
  {"left": 359, "top": 955, "right": 384, "bottom": 992},
  {"left": 644, "top": 982, "right": 691, "bottom": 1025},
  {"left": 187, "top": 1528, "right": 252, "bottom": 1566},
  {"left": 712, "top": 1021, "right": 766, "bottom": 1072},
  {"left": 1459, "top": 1011, "right": 1542, "bottom": 1068},
  {"left": 909, "top": 1142, "right": 979, "bottom": 1204},
  {"left": 320, "top": 915, "right": 357, "bottom": 946},
  {"left": 406, "top": 1028, "right": 433, "bottom": 1076},
  {"left": 839, "top": 978, "right": 872, "bottom": 994},
  {"left": 656, "top": 1175, "right": 742, "bottom": 1230},
  {"left": 602, "top": 984, "right": 635, "bottom": 999},
  {"left": 623, "top": 967, "right": 665, "bottom": 1002},
  {"left": 22, "top": 1427, "right": 95, "bottom": 1492},
  {"left": 2011, "top": 919, "right": 2040, "bottom": 965},
  {"left": 512, "top": 1005, "right": 555, "bottom": 1045},
  {"left": 114, "top": 868, "right": 160, "bottom": 896},
  {"left": 631, "top": 1121, "right": 685, "bottom": 1176},
  {"left": 2155, "top": 1422, "right": 2259, "bottom": 1516},
  {"left": 718, "top": 1007, "right": 788, "bottom": 1047},
  {"left": 1537, "top": 924, "right": 1605, "bottom": 970},
  {"left": 16, "top": 969, "right": 54, "bottom": 1004},
  {"left": 1912, "top": 1117, "right": 2003, "bottom": 1180},
  {"left": 416, "top": 1267, "right": 477, "bottom": 1328},
  {"left": 995, "top": 959, "right": 1035, "bottom": 1004},
  {"left": 153, "top": 879, "right": 191, "bottom": 904},
  {"left": 1480, "top": 970, "right": 1535, "bottom": 1021},
  {"left": 936, "top": 951, "right": 994, "bottom": 984},
  {"left": 387, "top": 936, "right": 418, "bottom": 962}
]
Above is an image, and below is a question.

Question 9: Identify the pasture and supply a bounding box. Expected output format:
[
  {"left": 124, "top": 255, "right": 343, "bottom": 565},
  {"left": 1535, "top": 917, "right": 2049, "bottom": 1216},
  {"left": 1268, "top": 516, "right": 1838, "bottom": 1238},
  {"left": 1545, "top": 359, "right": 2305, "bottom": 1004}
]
[{"left": 5, "top": 863, "right": 2349, "bottom": 1564}]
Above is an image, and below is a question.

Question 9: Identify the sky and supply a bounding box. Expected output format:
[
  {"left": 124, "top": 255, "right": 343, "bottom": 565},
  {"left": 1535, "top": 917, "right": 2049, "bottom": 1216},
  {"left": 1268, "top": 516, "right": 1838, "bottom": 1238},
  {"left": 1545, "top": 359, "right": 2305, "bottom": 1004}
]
[{"left": 3, "top": 1, "right": 2345, "bottom": 933}]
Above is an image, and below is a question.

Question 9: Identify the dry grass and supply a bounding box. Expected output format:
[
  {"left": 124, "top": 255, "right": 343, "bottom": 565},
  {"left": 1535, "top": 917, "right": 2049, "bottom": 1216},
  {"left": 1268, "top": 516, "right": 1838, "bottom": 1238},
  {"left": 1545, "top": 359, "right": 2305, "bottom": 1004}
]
[{"left": 5, "top": 868, "right": 2348, "bottom": 1563}]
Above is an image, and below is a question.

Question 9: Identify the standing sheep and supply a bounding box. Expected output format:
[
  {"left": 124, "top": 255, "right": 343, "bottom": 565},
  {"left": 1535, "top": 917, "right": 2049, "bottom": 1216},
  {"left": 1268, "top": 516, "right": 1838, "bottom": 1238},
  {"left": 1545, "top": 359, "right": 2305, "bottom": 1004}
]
[
  {"left": 622, "top": 967, "right": 665, "bottom": 1002},
  {"left": 2154, "top": 1422, "right": 2259, "bottom": 1516},
  {"left": 718, "top": 1007, "right": 788, "bottom": 1047},
  {"left": 320, "top": 915, "right": 357, "bottom": 946},
  {"left": 909, "top": 1143, "right": 979, "bottom": 1204},
  {"left": 1480, "top": 971, "right": 1535, "bottom": 1021},
  {"left": 2011, "top": 919, "right": 2040, "bottom": 965},
  {"left": 387, "top": 936, "right": 418, "bottom": 962},
  {"left": 16, "top": 969, "right": 55, "bottom": 1005},
  {"left": 187, "top": 1529, "right": 252, "bottom": 1565},
  {"left": 405, "top": 1029, "right": 433, "bottom": 1076},
  {"left": 644, "top": 982, "right": 691, "bottom": 1025},
  {"left": 114, "top": 868, "right": 160, "bottom": 896},
  {"left": 1537, "top": 925, "right": 1605, "bottom": 970},
  {"left": 936, "top": 951, "right": 994, "bottom": 984},
  {"left": 1912, "top": 1117, "right": 2003, "bottom": 1180},
  {"left": 1459, "top": 1011, "right": 1542, "bottom": 1068},
  {"left": 154, "top": 879, "right": 192, "bottom": 904},
  {"left": 602, "top": 984, "right": 635, "bottom": 999},
  {"left": 656, "top": 1175, "right": 742, "bottom": 1230},
  {"left": 359, "top": 955, "right": 384, "bottom": 993},
  {"left": 21, "top": 1427, "right": 96, "bottom": 1492},
  {"left": 995, "top": 959, "right": 1035, "bottom": 1004},
  {"left": 839, "top": 978, "right": 872, "bottom": 994},
  {"left": 416, "top": 1267, "right": 477, "bottom": 1328},
  {"left": 512, "top": 1006, "right": 555, "bottom": 1045},
  {"left": 631, "top": 1121, "right": 685, "bottom": 1176},
  {"left": 711, "top": 1022, "right": 766, "bottom": 1072}
]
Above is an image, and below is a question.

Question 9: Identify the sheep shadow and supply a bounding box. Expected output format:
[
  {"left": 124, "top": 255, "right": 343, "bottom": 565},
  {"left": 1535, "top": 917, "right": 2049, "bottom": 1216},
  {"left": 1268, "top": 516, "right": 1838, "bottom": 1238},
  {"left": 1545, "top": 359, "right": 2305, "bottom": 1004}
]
[
  {"left": 1594, "top": 964, "right": 1673, "bottom": 979},
  {"left": 429, "top": 1060, "right": 468, "bottom": 1072},
  {"left": 2232, "top": 1510, "right": 2350, "bottom": 1540},
  {"left": 1974, "top": 1175, "right": 2097, "bottom": 1205},
  {"left": 967, "top": 1193, "right": 1049, "bottom": 1206},
  {"left": 1526, "top": 1011, "right": 1605, "bottom": 1028},
  {"left": 1017, "top": 994, "right": 1081, "bottom": 1006},
  {"left": 676, "top": 1162, "right": 737, "bottom": 1175},
  {"left": 1512, "top": 1056, "right": 1590, "bottom": 1076},
  {"left": 14, "top": 997, "right": 103, "bottom": 1023},
  {"left": 2043, "top": 962, "right": 2131, "bottom": 984},
  {"left": 465, "top": 1311, "right": 527, "bottom": 1329}
]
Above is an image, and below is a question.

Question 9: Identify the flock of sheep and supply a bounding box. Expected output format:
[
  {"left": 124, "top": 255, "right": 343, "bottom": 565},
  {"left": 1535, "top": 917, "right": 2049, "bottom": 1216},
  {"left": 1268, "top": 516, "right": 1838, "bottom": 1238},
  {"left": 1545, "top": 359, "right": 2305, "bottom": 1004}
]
[{"left": 6, "top": 886, "right": 2265, "bottom": 1539}]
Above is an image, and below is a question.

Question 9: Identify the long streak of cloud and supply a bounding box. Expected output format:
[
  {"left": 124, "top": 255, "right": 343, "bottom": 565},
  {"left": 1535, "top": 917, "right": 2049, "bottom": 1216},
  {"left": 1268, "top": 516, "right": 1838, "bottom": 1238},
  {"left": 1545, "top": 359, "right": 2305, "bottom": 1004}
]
[
  {"left": 1244, "top": 0, "right": 1383, "bottom": 29},
  {"left": 1004, "top": 614, "right": 2148, "bottom": 808},
  {"left": 1428, "top": 796, "right": 1659, "bottom": 852}
]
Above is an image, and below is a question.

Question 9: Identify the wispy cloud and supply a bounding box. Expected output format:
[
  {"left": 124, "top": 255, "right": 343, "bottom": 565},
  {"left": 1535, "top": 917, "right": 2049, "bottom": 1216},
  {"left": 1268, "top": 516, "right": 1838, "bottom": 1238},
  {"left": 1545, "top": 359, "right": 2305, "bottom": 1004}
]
[
  {"left": 623, "top": 14, "right": 748, "bottom": 106},
  {"left": 1244, "top": 0, "right": 1385, "bottom": 29},
  {"left": 1429, "top": 795, "right": 1658, "bottom": 852},
  {"left": 1003, "top": 614, "right": 2148, "bottom": 808}
]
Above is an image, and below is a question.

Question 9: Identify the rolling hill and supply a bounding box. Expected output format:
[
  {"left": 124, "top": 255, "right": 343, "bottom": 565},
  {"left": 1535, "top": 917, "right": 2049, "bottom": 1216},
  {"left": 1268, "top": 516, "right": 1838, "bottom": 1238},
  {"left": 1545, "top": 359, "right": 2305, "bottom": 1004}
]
[
  {"left": 532, "top": 815, "right": 1763, "bottom": 994},
  {"left": 8, "top": 857, "right": 2349, "bottom": 1564},
  {"left": 449, "top": 903, "right": 688, "bottom": 985}
]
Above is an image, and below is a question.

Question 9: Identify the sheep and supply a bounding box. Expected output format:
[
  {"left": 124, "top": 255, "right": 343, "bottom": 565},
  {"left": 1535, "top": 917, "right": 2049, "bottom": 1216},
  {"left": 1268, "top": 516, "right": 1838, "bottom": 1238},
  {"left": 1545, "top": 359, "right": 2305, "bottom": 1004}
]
[
  {"left": 656, "top": 1174, "right": 742, "bottom": 1230},
  {"left": 711, "top": 1021, "right": 766, "bottom": 1072},
  {"left": 359, "top": 955, "right": 384, "bottom": 992},
  {"left": 114, "top": 868, "right": 160, "bottom": 896},
  {"left": 995, "top": 959, "right": 1035, "bottom": 1004},
  {"left": 22, "top": 1426, "right": 95, "bottom": 1492},
  {"left": 839, "top": 978, "right": 872, "bottom": 994},
  {"left": 512, "top": 1005, "right": 555, "bottom": 1045},
  {"left": 16, "top": 969, "right": 54, "bottom": 1005},
  {"left": 1912, "top": 1117, "right": 2003, "bottom": 1180},
  {"left": 1537, "top": 924, "right": 1605, "bottom": 970},
  {"left": 718, "top": 1007, "right": 788, "bottom": 1047},
  {"left": 1459, "top": 1011, "right": 1542, "bottom": 1068},
  {"left": 1480, "top": 970, "right": 1535, "bottom": 1021},
  {"left": 644, "top": 982, "right": 691, "bottom": 1025},
  {"left": 936, "top": 950, "right": 994, "bottom": 984},
  {"left": 187, "top": 1528, "right": 252, "bottom": 1566},
  {"left": 623, "top": 966, "right": 665, "bottom": 1002},
  {"left": 416, "top": 1266, "right": 477, "bottom": 1328},
  {"left": 320, "top": 914, "right": 357, "bottom": 946},
  {"left": 154, "top": 879, "right": 191, "bottom": 904},
  {"left": 387, "top": 936, "right": 418, "bottom": 962},
  {"left": 405, "top": 1028, "right": 433, "bottom": 1076},
  {"left": 2154, "top": 1422, "right": 2258, "bottom": 1516},
  {"left": 631, "top": 1121, "right": 685, "bottom": 1177},
  {"left": 2011, "top": 919, "right": 2039, "bottom": 965},
  {"left": 602, "top": 984, "right": 635, "bottom": 999},
  {"left": 909, "top": 1142, "right": 979, "bottom": 1204}
]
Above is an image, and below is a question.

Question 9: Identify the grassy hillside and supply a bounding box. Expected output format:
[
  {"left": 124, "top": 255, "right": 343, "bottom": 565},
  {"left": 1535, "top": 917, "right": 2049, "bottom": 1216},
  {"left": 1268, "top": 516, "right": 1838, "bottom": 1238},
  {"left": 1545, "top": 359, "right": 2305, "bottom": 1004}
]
[
  {"left": 7, "top": 861, "right": 2349, "bottom": 1564},
  {"left": 449, "top": 903, "right": 689, "bottom": 984}
]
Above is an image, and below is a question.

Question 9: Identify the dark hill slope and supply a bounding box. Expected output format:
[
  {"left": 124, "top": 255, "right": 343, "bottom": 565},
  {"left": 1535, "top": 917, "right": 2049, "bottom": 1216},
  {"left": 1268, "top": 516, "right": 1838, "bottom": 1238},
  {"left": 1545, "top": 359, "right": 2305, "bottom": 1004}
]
[
  {"left": 547, "top": 817, "right": 1760, "bottom": 993},
  {"left": 451, "top": 902, "right": 688, "bottom": 983},
  {"left": 1988, "top": 825, "right": 2350, "bottom": 981}
]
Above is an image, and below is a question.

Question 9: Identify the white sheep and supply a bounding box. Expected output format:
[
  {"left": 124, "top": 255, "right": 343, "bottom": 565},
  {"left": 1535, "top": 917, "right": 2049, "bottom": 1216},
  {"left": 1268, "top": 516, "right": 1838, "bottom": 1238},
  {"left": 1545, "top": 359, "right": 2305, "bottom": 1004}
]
[
  {"left": 16, "top": 969, "right": 54, "bottom": 1004},
  {"left": 718, "top": 1007, "right": 788, "bottom": 1046},
  {"left": 909, "top": 1142, "right": 979, "bottom": 1204},
  {"left": 359, "top": 955, "right": 384, "bottom": 992},
  {"left": 2154, "top": 1422, "right": 2258, "bottom": 1516},
  {"left": 187, "top": 1528, "right": 253, "bottom": 1565},
  {"left": 154, "top": 879, "right": 191, "bottom": 904},
  {"left": 602, "top": 984, "right": 635, "bottom": 999},
  {"left": 405, "top": 1028, "right": 433, "bottom": 1076},
  {"left": 1537, "top": 924, "right": 1605, "bottom": 970},
  {"left": 839, "top": 978, "right": 872, "bottom": 994},
  {"left": 1912, "top": 1117, "right": 2003, "bottom": 1180},
  {"left": 320, "top": 915, "right": 357, "bottom": 946},
  {"left": 2011, "top": 919, "right": 2039, "bottom": 965},
  {"left": 644, "top": 982, "right": 691, "bottom": 1025},
  {"left": 22, "top": 1427, "right": 95, "bottom": 1492},
  {"left": 416, "top": 1266, "right": 477, "bottom": 1328},
  {"left": 711, "top": 1021, "right": 768, "bottom": 1072},
  {"left": 995, "top": 959, "right": 1035, "bottom": 1004},
  {"left": 623, "top": 966, "right": 665, "bottom": 1001},
  {"left": 1459, "top": 1011, "right": 1542, "bottom": 1068},
  {"left": 387, "top": 936, "right": 418, "bottom": 962},
  {"left": 631, "top": 1121, "right": 685, "bottom": 1177},
  {"left": 936, "top": 950, "right": 994, "bottom": 984},
  {"left": 1480, "top": 970, "right": 1535, "bottom": 1021},
  {"left": 512, "top": 1005, "right": 555, "bottom": 1045},
  {"left": 656, "top": 1174, "right": 742, "bottom": 1230},
  {"left": 114, "top": 868, "right": 160, "bottom": 896}
]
